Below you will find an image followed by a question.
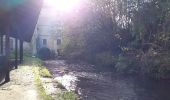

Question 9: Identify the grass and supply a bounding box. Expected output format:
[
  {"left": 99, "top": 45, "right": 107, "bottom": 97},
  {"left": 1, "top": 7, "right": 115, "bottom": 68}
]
[
  {"left": 24, "top": 55, "right": 53, "bottom": 100},
  {"left": 24, "top": 53, "right": 78, "bottom": 100},
  {"left": 39, "top": 67, "right": 52, "bottom": 78},
  {"left": 33, "top": 67, "right": 54, "bottom": 100},
  {"left": 32, "top": 58, "right": 78, "bottom": 100},
  {"left": 58, "top": 91, "right": 78, "bottom": 100},
  {"left": 30, "top": 57, "right": 52, "bottom": 78}
]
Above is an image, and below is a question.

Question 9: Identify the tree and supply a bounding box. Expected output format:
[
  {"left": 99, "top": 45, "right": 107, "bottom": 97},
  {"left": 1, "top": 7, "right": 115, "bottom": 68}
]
[{"left": 62, "top": 0, "right": 170, "bottom": 78}]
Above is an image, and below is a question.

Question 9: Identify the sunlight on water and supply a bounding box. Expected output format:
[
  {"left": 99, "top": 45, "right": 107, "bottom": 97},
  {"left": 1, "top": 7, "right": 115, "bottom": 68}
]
[{"left": 54, "top": 74, "right": 78, "bottom": 91}]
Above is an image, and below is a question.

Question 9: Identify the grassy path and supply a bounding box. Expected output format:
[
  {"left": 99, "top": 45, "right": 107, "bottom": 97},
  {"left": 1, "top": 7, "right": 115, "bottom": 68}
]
[{"left": 0, "top": 56, "right": 78, "bottom": 100}]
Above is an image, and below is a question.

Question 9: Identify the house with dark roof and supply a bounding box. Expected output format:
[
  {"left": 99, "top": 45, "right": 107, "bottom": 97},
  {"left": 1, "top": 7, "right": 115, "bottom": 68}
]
[
  {"left": 0, "top": 0, "right": 42, "bottom": 83},
  {"left": 5, "top": 2, "right": 63, "bottom": 57}
]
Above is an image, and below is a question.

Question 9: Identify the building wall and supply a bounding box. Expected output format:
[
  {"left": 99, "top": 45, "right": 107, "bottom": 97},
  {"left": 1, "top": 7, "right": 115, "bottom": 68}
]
[
  {"left": 0, "top": 36, "right": 32, "bottom": 56},
  {"left": 8, "top": 3, "right": 63, "bottom": 56},
  {"left": 30, "top": 4, "right": 63, "bottom": 56},
  {"left": 9, "top": 37, "right": 31, "bottom": 53},
  {"left": 32, "top": 28, "right": 62, "bottom": 55}
]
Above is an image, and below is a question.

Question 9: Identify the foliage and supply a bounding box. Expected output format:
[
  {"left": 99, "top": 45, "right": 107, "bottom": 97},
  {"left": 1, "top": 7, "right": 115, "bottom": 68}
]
[
  {"left": 50, "top": 50, "right": 57, "bottom": 59},
  {"left": 140, "top": 49, "right": 170, "bottom": 79},
  {"left": 95, "top": 51, "right": 116, "bottom": 67},
  {"left": 37, "top": 47, "right": 55, "bottom": 60},
  {"left": 62, "top": 0, "right": 170, "bottom": 79},
  {"left": 115, "top": 55, "right": 140, "bottom": 74}
]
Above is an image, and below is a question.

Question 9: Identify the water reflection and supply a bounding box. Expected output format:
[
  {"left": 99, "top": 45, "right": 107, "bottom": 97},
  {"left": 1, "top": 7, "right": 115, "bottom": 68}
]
[
  {"left": 54, "top": 75, "right": 78, "bottom": 91},
  {"left": 45, "top": 60, "right": 170, "bottom": 100}
]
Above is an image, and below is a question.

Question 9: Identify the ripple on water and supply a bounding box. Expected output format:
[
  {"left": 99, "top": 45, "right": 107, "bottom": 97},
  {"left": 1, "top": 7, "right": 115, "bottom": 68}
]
[{"left": 46, "top": 60, "right": 170, "bottom": 100}]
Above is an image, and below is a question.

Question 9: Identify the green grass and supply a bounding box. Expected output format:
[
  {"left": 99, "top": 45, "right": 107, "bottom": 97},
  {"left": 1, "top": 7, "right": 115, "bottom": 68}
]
[
  {"left": 19, "top": 54, "right": 53, "bottom": 100},
  {"left": 24, "top": 56, "right": 53, "bottom": 100},
  {"left": 58, "top": 91, "right": 78, "bottom": 100},
  {"left": 39, "top": 67, "right": 52, "bottom": 78},
  {"left": 33, "top": 67, "right": 54, "bottom": 100},
  {"left": 31, "top": 57, "right": 52, "bottom": 78},
  {"left": 24, "top": 55, "right": 78, "bottom": 100}
]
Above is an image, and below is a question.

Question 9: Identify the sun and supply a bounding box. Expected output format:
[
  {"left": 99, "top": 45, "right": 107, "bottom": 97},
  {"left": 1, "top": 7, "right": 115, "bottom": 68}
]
[{"left": 44, "top": 0, "right": 80, "bottom": 12}]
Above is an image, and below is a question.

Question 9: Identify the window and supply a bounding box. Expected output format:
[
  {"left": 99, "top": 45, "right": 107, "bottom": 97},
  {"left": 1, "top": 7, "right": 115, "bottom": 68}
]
[
  {"left": 10, "top": 39, "right": 13, "bottom": 50},
  {"left": 43, "top": 39, "right": 47, "bottom": 46},
  {"left": 57, "top": 39, "right": 61, "bottom": 45}
]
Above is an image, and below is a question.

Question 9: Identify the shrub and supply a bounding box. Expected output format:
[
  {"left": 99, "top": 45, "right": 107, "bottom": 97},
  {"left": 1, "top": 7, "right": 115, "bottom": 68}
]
[
  {"left": 140, "top": 49, "right": 170, "bottom": 79},
  {"left": 50, "top": 50, "right": 56, "bottom": 59},
  {"left": 23, "top": 51, "right": 32, "bottom": 57},
  {"left": 115, "top": 55, "right": 140, "bottom": 74},
  {"left": 94, "top": 51, "right": 116, "bottom": 67},
  {"left": 37, "top": 47, "right": 52, "bottom": 60},
  {"left": 65, "top": 51, "right": 84, "bottom": 62}
]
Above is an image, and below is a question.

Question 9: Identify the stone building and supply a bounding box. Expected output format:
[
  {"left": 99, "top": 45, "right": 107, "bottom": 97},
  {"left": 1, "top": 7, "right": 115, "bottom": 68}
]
[
  {"left": 31, "top": 6, "right": 63, "bottom": 56},
  {"left": 9, "top": 3, "right": 63, "bottom": 56}
]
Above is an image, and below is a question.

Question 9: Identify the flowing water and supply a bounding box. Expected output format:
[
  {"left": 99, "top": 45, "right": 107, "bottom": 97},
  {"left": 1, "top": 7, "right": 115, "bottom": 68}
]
[{"left": 45, "top": 60, "right": 170, "bottom": 100}]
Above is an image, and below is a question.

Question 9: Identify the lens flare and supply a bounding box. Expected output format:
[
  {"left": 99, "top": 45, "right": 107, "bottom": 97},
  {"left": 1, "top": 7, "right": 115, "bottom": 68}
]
[{"left": 44, "top": 0, "right": 80, "bottom": 12}]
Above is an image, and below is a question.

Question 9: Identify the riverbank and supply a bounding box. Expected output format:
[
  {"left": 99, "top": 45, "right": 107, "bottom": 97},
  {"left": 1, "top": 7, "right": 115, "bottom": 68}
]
[
  {"left": 30, "top": 57, "right": 78, "bottom": 100},
  {"left": 45, "top": 60, "right": 170, "bottom": 100},
  {"left": 0, "top": 56, "right": 78, "bottom": 100}
]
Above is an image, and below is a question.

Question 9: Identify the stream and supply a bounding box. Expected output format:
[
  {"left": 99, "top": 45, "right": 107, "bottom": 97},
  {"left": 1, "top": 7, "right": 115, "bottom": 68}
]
[{"left": 45, "top": 60, "right": 170, "bottom": 100}]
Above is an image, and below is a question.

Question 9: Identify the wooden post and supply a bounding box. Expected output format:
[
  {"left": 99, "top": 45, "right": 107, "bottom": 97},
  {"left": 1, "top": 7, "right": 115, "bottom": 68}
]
[
  {"left": 15, "top": 38, "right": 18, "bottom": 69},
  {"left": 5, "top": 35, "right": 10, "bottom": 82},
  {"left": 19, "top": 40, "right": 23, "bottom": 64},
  {"left": 4, "top": 26, "right": 10, "bottom": 83},
  {"left": 0, "top": 35, "right": 3, "bottom": 54}
]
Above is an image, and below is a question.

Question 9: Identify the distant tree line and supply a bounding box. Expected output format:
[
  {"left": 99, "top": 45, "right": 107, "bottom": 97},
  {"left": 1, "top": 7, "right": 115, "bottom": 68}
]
[{"left": 62, "top": 0, "right": 170, "bottom": 79}]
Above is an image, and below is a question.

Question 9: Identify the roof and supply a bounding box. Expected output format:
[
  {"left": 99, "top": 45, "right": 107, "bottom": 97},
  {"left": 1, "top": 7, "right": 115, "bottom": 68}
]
[{"left": 0, "top": 0, "right": 43, "bottom": 42}]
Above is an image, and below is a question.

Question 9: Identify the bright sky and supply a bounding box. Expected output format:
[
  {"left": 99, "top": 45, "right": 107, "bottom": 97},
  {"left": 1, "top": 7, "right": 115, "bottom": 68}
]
[{"left": 43, "top": 0, "right": 80, "bottom": 12}]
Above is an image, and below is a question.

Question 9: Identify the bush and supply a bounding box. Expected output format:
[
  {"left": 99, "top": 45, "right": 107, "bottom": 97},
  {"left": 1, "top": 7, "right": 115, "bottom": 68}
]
[
  {"left": 37, "top": 47, "right": 52, "bottom": 60},
  {"left": 140, "top": 49, "right": 170, "bottom": 79},
  {"left": 50, "top": 50, "right": 56, "bottom": 59},
  {"left": 94, "top": 51, "right": 116, "bottom": 67},
  {"left": 115, "top": 55, "right": 140, "bottom": 74},
  {"left": 64, "top": 51, "right": 84, "bottom": 62}
]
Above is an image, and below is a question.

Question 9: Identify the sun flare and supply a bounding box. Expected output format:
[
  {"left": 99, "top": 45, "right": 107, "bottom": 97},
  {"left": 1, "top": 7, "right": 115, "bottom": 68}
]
[{"left": 44, "top": 0, "right": 80, "bottom": 12}]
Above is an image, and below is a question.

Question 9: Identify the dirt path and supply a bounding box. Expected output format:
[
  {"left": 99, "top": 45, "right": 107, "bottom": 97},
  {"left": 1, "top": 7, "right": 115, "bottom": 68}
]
[{"left": 0, "top": 66, "right": 39, "bottom": 100}]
